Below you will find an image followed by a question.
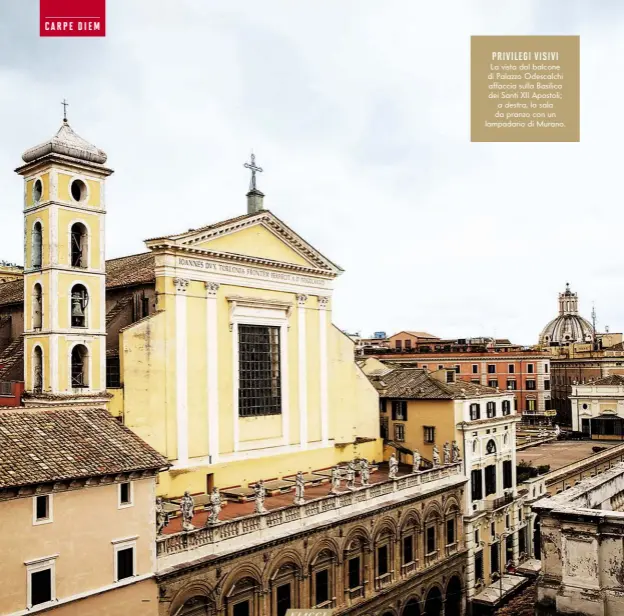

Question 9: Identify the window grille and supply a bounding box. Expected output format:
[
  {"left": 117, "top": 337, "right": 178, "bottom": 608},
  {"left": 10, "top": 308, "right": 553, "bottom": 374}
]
[{"left": 238, "top": 325, "right": 281, "bottom": 416}]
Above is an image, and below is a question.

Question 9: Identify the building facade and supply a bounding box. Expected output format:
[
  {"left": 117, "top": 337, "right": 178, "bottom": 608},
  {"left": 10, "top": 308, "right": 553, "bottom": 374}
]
[
  {"left": 362, "top": 360, "right": 525, "bottom": 607},
  {"left": 0, "top": 407, "right": 168, "bottom": 615},
  {"left": 570, "top": 374, "right": 624, "bottom": 439},
  {"left": 364, "top": 352, "right": 552, "bottom": 424}
]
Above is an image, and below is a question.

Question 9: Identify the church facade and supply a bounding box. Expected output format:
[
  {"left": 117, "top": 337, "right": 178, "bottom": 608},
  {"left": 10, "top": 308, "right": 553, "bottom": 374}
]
[{"left": 0, "top": 116, "right": 474, "bottom": 615}]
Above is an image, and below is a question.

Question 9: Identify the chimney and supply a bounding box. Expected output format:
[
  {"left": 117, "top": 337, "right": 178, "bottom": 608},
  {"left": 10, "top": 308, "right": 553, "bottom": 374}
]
[{"left": 247, "top": 188, "right": 265, "bottom": 214}]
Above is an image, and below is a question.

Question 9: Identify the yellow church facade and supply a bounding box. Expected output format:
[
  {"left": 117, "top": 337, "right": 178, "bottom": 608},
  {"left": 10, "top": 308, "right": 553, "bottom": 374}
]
[
  {"left": 13, "top": 117, "right": 381, "bottom": 499},
  {"left": 115, "top": 209, "right": 381, "bottom": 496}
]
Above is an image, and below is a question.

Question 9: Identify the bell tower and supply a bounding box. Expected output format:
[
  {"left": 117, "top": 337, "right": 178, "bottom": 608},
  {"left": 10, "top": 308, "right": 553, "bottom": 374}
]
[{"left": 15, "top": 110, "right": 113, "bottom": 406}]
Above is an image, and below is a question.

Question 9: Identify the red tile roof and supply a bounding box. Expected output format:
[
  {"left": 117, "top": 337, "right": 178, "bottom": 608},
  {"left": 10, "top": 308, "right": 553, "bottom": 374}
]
[{"left": 0, "top": 407, "right": 169, "bottom": 488}]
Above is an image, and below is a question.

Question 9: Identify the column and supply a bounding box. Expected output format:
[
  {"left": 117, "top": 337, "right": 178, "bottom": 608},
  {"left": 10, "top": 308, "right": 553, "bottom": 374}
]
[
  {"left": 318, "top": 296, "right": 329, "bottom": 444},
  {"left": 174, "top": 277, "right": 189, "bottom": 464},
  {"left": 464, "top": 520, "right": 476, "bottom": 601},
  {"left": 205, "top": 282, "right": 220, "bottom": 464},
  {"left": 297, "top": 294, "right": 308, "bottom": 449}
]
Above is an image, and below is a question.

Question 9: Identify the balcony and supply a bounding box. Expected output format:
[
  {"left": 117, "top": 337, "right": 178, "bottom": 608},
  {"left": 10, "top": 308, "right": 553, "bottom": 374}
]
[
  {"left": 156, "top": 463, "right": 464, "bottom": 570},
  {"left": 483, "top": 492, "right": 515, "bottom": 511}
]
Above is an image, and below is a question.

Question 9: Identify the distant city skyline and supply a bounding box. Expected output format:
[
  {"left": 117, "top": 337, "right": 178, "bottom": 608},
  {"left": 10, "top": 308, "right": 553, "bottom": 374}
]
[{"left": 1, "top": 1, "right": 623, "bottom": 344}]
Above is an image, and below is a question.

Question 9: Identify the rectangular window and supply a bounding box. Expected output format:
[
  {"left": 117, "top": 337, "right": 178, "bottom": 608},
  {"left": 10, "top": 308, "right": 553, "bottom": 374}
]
[
  {"left": 238, "top": 325, "right": 281, "bottom": 417},
  {"left": 234, "top": 601, "right": 250, "bottom": 616},
  {"left": 277, "top": 584, "right": 291, "bottom": 616},
  {"left": 426, "top": 526, "right": 436, "bottom": 554},
  {"left": 474, "top": 529, "right": 480, "bottom": 545},
  {"left": 377, "top": 545, "right": 389, "bottom": 576},
  {"left": 424, "top": 426, "right": 435, "bottom": 443},
  {"left": 508, "top": 364, "right": 515, "bottom": 374},
  {"left": 488, "top": 364, "right": 496, "bottom": 374},
  {"left": 446, "top": 518, "right": 455, "bottom": 545},
  {"left": 514, "top": 398, "right": 518, "bottom": 411},
  {"left": 30, "top": 568, "right": 52, "bottom": 607},
  {"left": 485, "top": 465, "right": 497, "bottom": 496},
  {"left": 526, "top": 380, "right": 536, "bottom": 390},
  {"left": 394, "top": 423, "right": 405, "bottom": 442},
  {"left": 119, "top": 482, "right": 132, "bottom": 507},
  {"left": 491, "top": 543, "right": 499, "bottom": 574},
  {"left": 380, "top": 417, "right": 389, "bottom": 439},
  {"left": 395, "top": 340, "right": 402, "bottom": 350},
  {"left": 471, "top": 379, "right": 480, "bottom": 385},
  {"left": 106, "top": 355, "right": 121, "bottom": 388},
  {"left": 455, "top": 365, "right": 461, "bottom": 374},
  {"left": 528, "top": 364, "right": 534, "bottom": 373},
  {"left": 545, "top": 399, "right": 552, "bottom": 411},
  {"left": 472, "top": 364, "right": 479, "bottom": 374},
  {"left": 405, "top": 339, "right": 411, "bottom": 349},
  {"left": 315, "top": 569, "right": 329, "bottom": 606},
  {"left": 403, "top": 535, "right": 414, "bottom": 564},
  {"left": 545, "top": 363, "right": 549, "bottom": 373},
  {"left": 348, "top": 557, "right": 361, "bottom": 589},
  {"left": 116, "top": 547, "right": 134, "bottom": 581},
  {"left": 391, "top": 400, "right": 407, "bottom": 421},
  {"left": 471, "top": 468, "right": 483, "bottom": 501},
  {"left": 526, "top": 399, "right": 536, "bottom": 411},
  {"left": 507, "top": 379, "right": 516, "bottom": 390},
  {"left": 544, "top": 380, "right": 550, "bottom": 390},
  {"left": 33, "top": 495, "right": 52, "bottom": 524},
  {"left": 446, "top": 371, "right": 455, "bottom": 383},
  {"left": 488, "top": 379, "right": 498, "bottom": 389},
  {"left": 503, "top": 460, "right": 513, "bottom": 489},
  {"left": 475, "top": 551, "right": 483, "bottom": 581}
]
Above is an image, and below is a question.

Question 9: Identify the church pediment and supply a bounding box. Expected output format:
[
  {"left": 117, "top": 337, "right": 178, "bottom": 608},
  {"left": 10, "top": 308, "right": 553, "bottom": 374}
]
[{"left": 145, "top": 210, "right": 342, "bottom": 276}]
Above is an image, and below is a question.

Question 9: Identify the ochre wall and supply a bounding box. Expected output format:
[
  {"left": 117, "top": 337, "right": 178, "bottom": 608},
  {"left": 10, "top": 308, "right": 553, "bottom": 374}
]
[{"left": 1, "top": 478, "right": 156, "bottom": 614}]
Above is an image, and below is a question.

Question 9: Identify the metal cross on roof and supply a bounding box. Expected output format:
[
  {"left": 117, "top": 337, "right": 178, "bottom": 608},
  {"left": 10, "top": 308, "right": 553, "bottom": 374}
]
[
  {"left": 244, "top": 153, "right": 263, "bottom": 192},
  {"left": 61, "top": 98, "right": 69, "bottom": 122}
]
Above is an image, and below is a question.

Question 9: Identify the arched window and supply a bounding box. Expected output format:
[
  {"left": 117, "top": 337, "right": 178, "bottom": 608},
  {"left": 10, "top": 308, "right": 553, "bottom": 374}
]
[
  {"left": 486, "top": 402, "right": 496, "bottom": 418},
  {"left": 270, "top": 563, "right": 300, "bottom": 616},
  {"left": 33, "top": 346, "right": 43, "bottom": 393},
  {"left": 33, "top": 178, "right": 43, "bottom": 203},
  {"left": 33, "top": 283, "right": 43, "bottom": 330},
  {"left": 225, "top": 577, "right": 260, "bottom": 616},
  {"left": 470, "top": 404, "right": 480, "bottom": 421},
  {"left": 344, "top": 537, "right": 367, "bottom": 599},
  {"left": 310, "top": 549, "right": 336, "bottom": 608},
  {"left": 502, "top": 400, "right": 511, "bottom": 416},
  {"left": 71, "top": 284, "right": 89, "bottom": 327},
  {"left": 486, "top": 439, "right": 497, "bottom": 455},
  {"left": 71, "top": 344, "right": 88, "bottom": 388},
  {"left": 70, "top": 223, "right": 88, "bottom": 268},
  {"left": 32, "top": 222, "right": 42, "bottom": 269}
]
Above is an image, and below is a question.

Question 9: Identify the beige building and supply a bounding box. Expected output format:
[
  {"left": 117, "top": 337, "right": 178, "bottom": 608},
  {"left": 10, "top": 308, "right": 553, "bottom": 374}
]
[
  {"left": 0, "top": 407, "right": 168, "bottom": 615},
  {"left": 570, "top": 374, "right": 624, "bottom": 439},
  {"left": 362, "top": 359, "right": 526, "bottom": 608}
]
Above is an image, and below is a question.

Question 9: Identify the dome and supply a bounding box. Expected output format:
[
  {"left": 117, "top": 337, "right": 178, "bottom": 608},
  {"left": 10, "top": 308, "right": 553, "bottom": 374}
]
[
  {"left": 22, "top": 119, "right": 107, "bottom": 165},
  {"left": 539, "top": 283, "right": 594, "bottom": 347}
]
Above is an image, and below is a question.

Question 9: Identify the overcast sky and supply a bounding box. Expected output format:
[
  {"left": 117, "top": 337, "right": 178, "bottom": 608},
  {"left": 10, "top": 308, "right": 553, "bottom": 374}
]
[{"left": 0, "top": 1, "right": 621, "bottom": 344}]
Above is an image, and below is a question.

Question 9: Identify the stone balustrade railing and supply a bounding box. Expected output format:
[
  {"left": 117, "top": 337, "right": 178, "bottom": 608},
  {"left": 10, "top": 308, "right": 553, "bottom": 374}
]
[{"left": 157, "top": 463, "right": 462, "bottom": 558}]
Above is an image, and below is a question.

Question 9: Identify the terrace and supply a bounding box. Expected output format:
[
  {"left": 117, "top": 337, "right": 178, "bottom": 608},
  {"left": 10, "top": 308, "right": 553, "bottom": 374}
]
[{"left": 156, "top": 461, "right": 465, "bottom": 572}]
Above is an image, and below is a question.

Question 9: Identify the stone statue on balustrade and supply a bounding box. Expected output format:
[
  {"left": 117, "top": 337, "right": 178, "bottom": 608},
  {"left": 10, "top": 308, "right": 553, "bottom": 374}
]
[
  {"left": 346, "top": 461, "right": 356, "bottom": 490},
  {"left": 432, "top": 444, "right": 440, "bottom": 467},
  {"left": 360, "top": 459, "right": 371, "bottom": 486},
  {"left": 254, "top": 479, "right": 267, "bottom": 514},
  {"left": 443, "top": 442, "right": 451, "bottom": 465},
  {"left": 181, "top": 491, "right": 195, "bottom": 531},
  {"left": 294, "top": 471, "right": 306, "bottom": 505},
  {"left": 330, "top": 466, "right": 342, "bottom": 494},
  {"left": 388, "top": 453, "right": 399, "bottom": 480},
  {"left": 156, "top": 497, "right": 168, "bottom": 535},
  {"left": 452, "top": 440, "right": 461, "bottom": 463},
  {"left": 412, "top": 449, "right": 421, "bottom": 473},
  {"left": 206, "top": 487, "right": 222, "bottom": 525}
]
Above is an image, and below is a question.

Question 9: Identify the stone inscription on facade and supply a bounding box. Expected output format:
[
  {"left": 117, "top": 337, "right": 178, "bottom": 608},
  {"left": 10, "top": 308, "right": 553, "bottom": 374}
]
[{"left": 178, "top": 257, "right": 328, "bottom": 288}]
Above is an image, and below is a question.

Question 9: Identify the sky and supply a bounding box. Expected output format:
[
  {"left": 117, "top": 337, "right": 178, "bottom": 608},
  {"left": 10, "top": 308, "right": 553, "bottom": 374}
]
[{"left": 0, "top": 0, "right": 622, "bottom": 345}]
